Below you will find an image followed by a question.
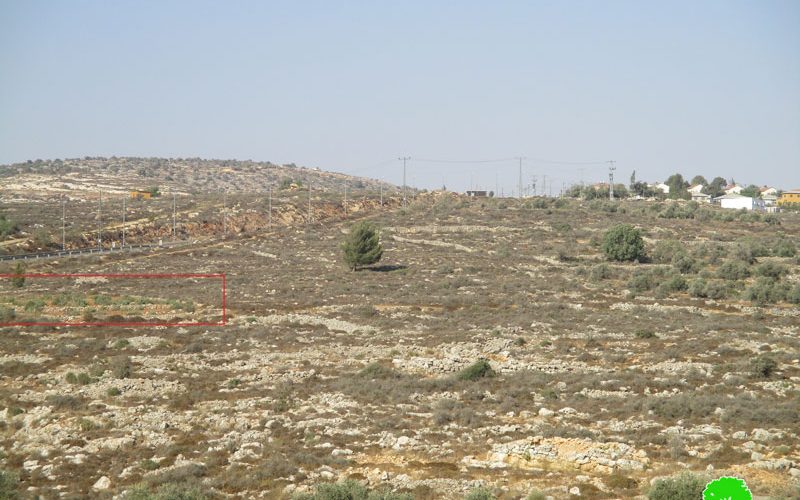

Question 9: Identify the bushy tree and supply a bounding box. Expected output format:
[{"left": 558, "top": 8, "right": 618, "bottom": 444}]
[
  {"left": 740, "top": 184, "right": 760, "bottom": 198},
  {"left": 602, "top": 224, "right": 646, "bottom": 262},
  {"left": 704, "top": 177, "right": 727, "bottom": 197},
  {"left": 665, "top": 173, "right": 690, "bottom": 200},
  {"left": 341, "top": 221, "right": 383, "bottom": 271},
  {"left": 690, "top": 175, "right": 708, "bottom": 186}
]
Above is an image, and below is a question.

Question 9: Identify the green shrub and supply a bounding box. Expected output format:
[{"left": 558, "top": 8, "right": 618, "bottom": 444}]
[
  {"left": 773, "top": 239, "right": 796, "bottom": 257},
  {"left": 671, "top": 253, "right": 697, "bottom": 274},
  {"left": 293, "top": 479, "right": 412, "bottom": 500},
  {"left": 525, "top": 490, "right": 546, "bottom": 500},
  {"left": 652, "top": 240, "right": 683, "bottom": 264},
  {"left": 751, "top": 355, "right": 777, "bottom": 379},
  {"left": 358, "top": 362, "right": 399, "bottom": 380},
  {"left": 0, "top": 468, "right": 20, "bottom": 499},
  {"left": 11, "top": 262, "right": 25, "bottom": 288},
  {"left": 0, "top": 305, "right": 15, "bottom": 322},
  {"left": 123, "top": 482, "right": 211, "bottom": 500},
  {"left": 140, "top": 459, "right": 160, "bottom": 471},
  {"left": 788, "top": 285, "right": 800, "bottom": 305},
  {"left": 65, "top": 372, "right": 78, "bottom": 384},
  {"left": 457, "top": 359, "right": 496, "bottom": 381},
  {"left": 688, "top": 279, "right": 728, "bottom": 300},
  {"left": 635, "top": 329, "right": 657, "bottom": 339},
  {"left": 589, "top": 263, "right": 612, "bottom": 281},
  {"left": 464, "top": 488, "right": 496, "bottom": 500},
  {"left": 111, "top": 355, "right": 133, "bottom": 379},
  {"left": 627, "top": 267, "right": 672, "bottom": 293},
  {"left": 716, "top": 260, "right": 750, "bottom": 280},
  {"left": 743, "top": 277, "right": 790, "bottom": 305},
  {"left": 107, "top": 387, "right": 122, "bottom": 397},
  {"left": 659, "top": 274, "right": 687, "bottom": 294},
  {"left": 601, "top": 224, "right": 646, "bottom": 262},
  {"left": 0, "top": 214, "right": 18, "bottom": 237},
  {"left": 754, "top": 261, "right": 786, "bottom": 279},
  {"left": 648, "top": 472, "right": 704, "bottom": 500}
]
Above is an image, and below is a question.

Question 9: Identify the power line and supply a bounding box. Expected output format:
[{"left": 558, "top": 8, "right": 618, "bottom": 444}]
[{"left": 413, "top": 157, "right": 516, "bottom": 164}]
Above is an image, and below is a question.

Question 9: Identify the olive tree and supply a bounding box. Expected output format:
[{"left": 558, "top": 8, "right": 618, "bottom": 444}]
[{"left": 602, "top": 224, "right": 646, "bottom": 262}]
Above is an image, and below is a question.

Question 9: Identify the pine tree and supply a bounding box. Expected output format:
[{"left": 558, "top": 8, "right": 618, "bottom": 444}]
[{"left": 341, "top": 221, "right": 383, "bottom": 271}]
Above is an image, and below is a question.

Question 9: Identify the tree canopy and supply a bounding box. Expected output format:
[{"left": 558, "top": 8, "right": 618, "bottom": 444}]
[
  {"left": 665, "top": 174, "right": 689, "bottom": 200},
  {"left": 341, "top": 221, "right": 383, "bottom": 271}
]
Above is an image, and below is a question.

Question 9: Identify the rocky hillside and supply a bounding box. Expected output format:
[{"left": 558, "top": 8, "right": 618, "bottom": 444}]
[{"left": 0, "top": 157, "right": 397, "bottom": 196}]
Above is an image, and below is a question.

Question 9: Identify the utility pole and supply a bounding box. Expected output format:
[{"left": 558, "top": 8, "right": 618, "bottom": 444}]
[
  {"left": 516, "top": 157, "right": 525, "bottom": 198},
  {"left": 532, "top": 176, "right": 537, "bottom": 196},
  {"left": 172, "top": 191, "right": 177, "bottom": 241},
  {"left": 543, "top": 175, "right": 547, "bottom": 197},
  {"left": 61, "top": 195, "right": 65, "bottom": 251},
  {"left": 97, "top": 190, "right": 102, "bottom": 249},
  {"left": 607, "top": 160, "right": 617, "bottom": 201},
  {"left": 122, "top": 196, "right": 126, "bottom": 248},
  {"left": 398, "top": 156, "right": 410, "bottom": 206}
]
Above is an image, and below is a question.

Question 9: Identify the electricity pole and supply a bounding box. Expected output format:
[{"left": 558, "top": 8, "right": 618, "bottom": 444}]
[
  {"left": 122, "top": 196, "right": 126, "bottom": 248},
  {"left": 543, "top": 175, "right": 547, "bottom": 197},
  {"left": 607, "top": 160, "right": 617, "bottom": 201},
  {"left": 308, "top": 182, "right": 312, "bottom": 224},
  {"left": 61, "top": 195, "right": 65, "bottom": 251},
  {"left": 516, "top": 157, "right": 525, "bottom": 198},
  {"left": 172, "top": 191, "right": 176, "bottom": 241},
  {"left": 97, "top": 190, "right": 102, "bottom": 249},
  {"left": 398, "top": 156, "right": 410, "bottom": 206}
]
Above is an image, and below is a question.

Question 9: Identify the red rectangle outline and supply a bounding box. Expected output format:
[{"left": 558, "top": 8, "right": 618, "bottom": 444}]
[{"left": 0, "top": 273, "right": 226, "bottom": 327}]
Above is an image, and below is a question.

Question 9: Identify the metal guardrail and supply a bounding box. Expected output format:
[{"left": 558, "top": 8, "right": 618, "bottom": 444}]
[{"left": 0, "top": 243, "right": 179, "bottom": 262}]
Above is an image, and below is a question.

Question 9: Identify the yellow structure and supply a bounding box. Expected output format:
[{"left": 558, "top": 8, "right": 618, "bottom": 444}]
[
  {"left": 777, "top": 190, "right": 800, "bottom": 206},
  {"left": 130, "top": 190, "right": 152, "bottom": 200}
]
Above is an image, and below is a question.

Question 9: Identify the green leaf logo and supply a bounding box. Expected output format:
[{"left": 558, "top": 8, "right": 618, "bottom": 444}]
[{"left": 703, "top": 476, "right": 752, "bottom": 500}]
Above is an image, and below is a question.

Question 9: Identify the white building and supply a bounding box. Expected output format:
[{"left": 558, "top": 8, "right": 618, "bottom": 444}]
[
  {"left": 653, "top": 182, "right": 670, "bottom": 194},
  {"left": 760, "top": 186, "right": 778, "bottom": 197},
  {"left": 724, "top": 184, "right": 743, "bottom": 195},
  {"left": 691, "top": 192, "right": 711, "bottom": 203},
  {"left": 715, "top": 194, "right": 765, "bottom": 211},
  {"left": 688, "top": 184, "right": 705, "bottom": 194},
  {"left": 762, "top": 193, "right": 778, "bottom": 206}
]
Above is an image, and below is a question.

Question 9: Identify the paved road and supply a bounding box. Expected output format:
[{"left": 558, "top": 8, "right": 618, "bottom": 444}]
[{"left": 0, "top": 243, "right": 180, "bottom": 262}]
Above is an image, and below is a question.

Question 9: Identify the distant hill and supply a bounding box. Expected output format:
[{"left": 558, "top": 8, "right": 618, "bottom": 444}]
[{"left": 0, "top": 156, "right": 396, "bottom": 195}]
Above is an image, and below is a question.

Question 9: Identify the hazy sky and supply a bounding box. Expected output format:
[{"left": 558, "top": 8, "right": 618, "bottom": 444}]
[{"left": 1, "top": 1, "right": 798, "bottom": 193}]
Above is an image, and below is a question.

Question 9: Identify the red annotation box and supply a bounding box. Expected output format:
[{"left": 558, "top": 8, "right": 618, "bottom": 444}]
[{"left": 0, "top": 273, "right": 226, "bottom": 327}]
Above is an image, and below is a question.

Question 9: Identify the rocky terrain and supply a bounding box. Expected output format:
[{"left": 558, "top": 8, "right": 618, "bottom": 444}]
[{"left": 1, "top": 189, "right": 799, "bottom": 499}]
